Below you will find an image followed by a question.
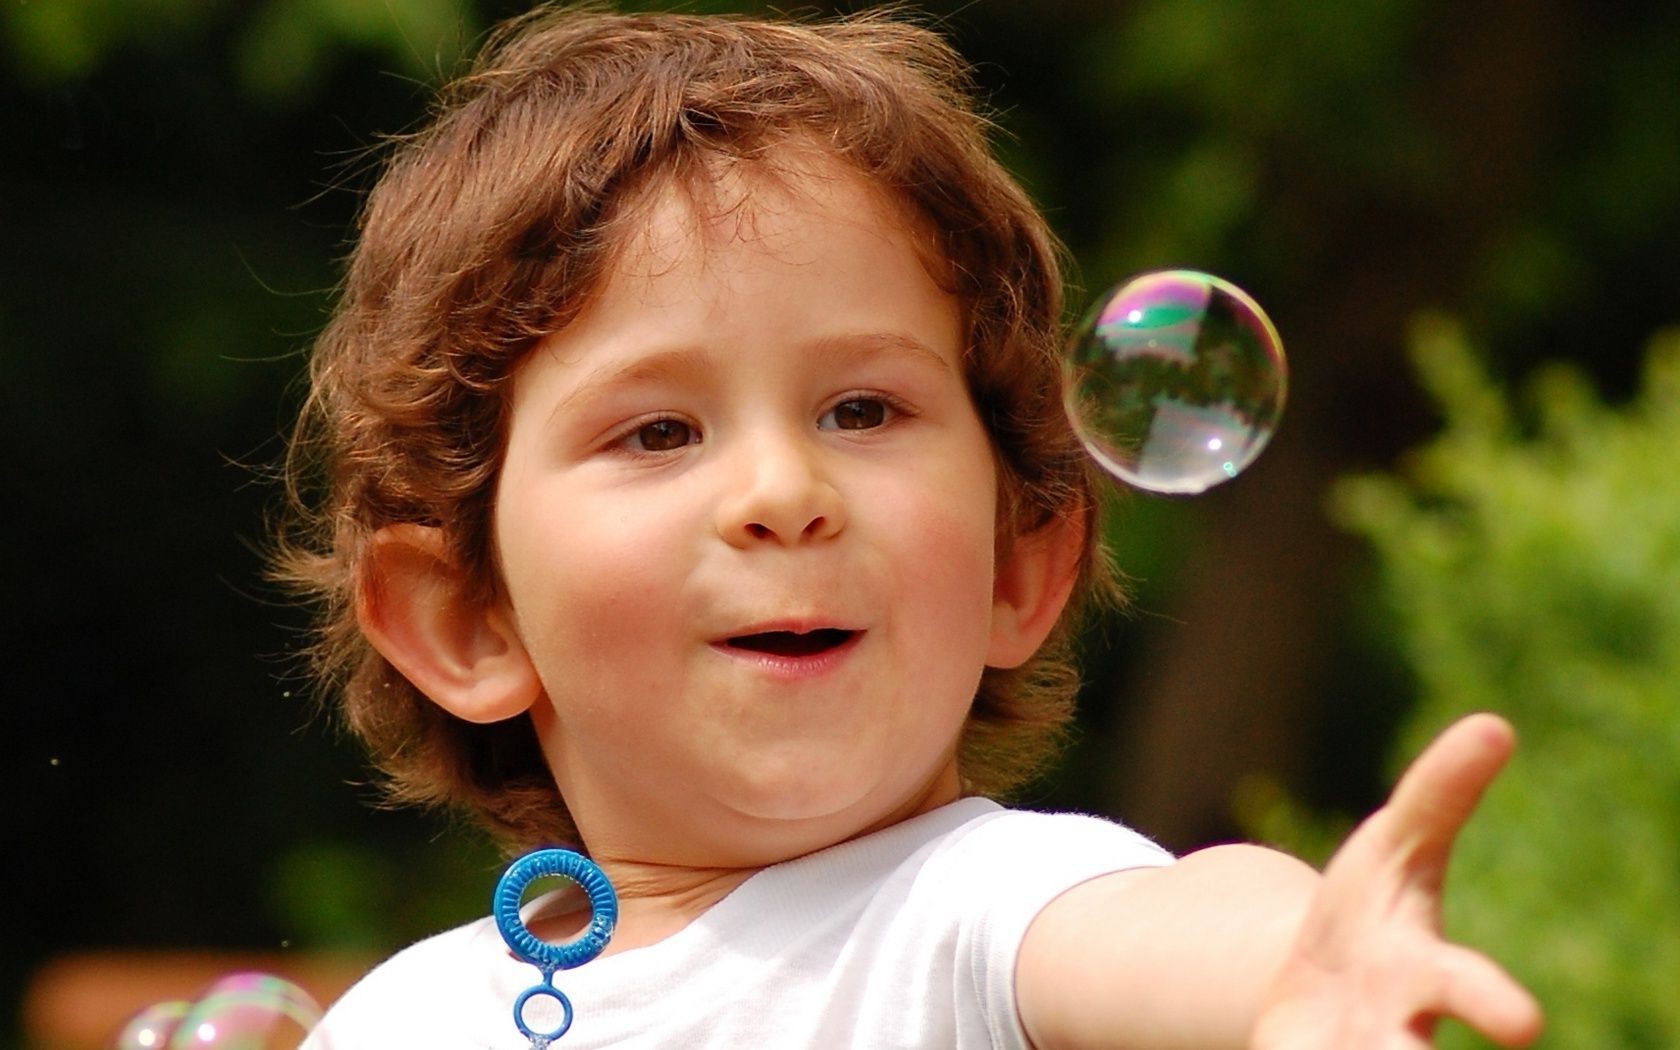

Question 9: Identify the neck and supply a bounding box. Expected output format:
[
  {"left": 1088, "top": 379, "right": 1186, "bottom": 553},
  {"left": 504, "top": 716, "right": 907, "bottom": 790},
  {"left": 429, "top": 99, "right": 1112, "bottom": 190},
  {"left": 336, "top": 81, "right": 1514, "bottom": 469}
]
[
  {"left": 538, "top": 762, "right": 966, "bottom": 952},
  {"left": 526, "top": 855, "right": 756, "bottom": 956}
]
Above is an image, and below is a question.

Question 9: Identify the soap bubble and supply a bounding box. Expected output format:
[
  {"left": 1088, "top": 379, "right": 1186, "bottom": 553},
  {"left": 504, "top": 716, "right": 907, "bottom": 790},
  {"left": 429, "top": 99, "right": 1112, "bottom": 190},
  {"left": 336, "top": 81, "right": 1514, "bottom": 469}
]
[
  {"left": 111, "top": 973, "right": 322, "bottom": 1050},
  {"left": 1063, "top": 270, "right": 1287, "bottom": 494},
  {"left": 168, "top": 973, "right": 322, "bottom": 1049},
  {"left": 112, "top": 1001, "right": 191, "bottom": 1049}
]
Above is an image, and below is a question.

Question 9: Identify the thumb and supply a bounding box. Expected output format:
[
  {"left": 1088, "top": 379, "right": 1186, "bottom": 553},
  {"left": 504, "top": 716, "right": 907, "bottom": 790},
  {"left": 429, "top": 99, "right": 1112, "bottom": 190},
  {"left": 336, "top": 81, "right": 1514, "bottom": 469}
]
[{"left": 1379, "top": 713, "right": 1516, "bottom": 874}]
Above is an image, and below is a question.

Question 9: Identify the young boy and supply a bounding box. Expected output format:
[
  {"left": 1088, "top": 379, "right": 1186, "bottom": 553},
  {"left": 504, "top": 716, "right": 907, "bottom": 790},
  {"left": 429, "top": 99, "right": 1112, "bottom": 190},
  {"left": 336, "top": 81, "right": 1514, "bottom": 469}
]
[{"left": 281, "top": 5, "right": 1542, "bottom": 1047}]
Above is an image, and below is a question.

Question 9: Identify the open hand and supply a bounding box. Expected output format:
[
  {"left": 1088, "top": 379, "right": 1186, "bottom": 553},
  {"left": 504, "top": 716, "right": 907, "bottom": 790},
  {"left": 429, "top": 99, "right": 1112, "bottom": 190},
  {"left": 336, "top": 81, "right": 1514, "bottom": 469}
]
[{"left": 1249, "top": 713, "right": 1543, "bottom": 1049}]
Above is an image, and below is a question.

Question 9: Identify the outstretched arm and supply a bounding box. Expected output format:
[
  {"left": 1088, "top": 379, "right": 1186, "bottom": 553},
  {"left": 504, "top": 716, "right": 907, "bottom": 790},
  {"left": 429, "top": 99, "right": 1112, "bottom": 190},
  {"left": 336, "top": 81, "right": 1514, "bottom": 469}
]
[{"left": 1016, "top": 713, "right": 1542, "bottom": 1049}]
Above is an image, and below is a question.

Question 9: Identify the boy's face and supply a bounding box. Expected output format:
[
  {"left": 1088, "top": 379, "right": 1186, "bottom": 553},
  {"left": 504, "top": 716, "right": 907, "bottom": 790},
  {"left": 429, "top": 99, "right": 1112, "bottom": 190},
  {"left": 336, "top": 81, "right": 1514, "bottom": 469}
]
[{"left": 493, "top": 156, "right": 1010, "bottom": 865}]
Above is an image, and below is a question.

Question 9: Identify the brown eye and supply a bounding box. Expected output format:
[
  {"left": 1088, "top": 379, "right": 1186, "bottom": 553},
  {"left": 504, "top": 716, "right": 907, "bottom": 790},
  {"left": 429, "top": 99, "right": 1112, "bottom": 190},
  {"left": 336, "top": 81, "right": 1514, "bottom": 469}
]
[
  {"left": 632, "top": 419, "right": 695, "bottom": 451},
  {"left": 826, "top": 398, "right": 887, "bottom": 430}
]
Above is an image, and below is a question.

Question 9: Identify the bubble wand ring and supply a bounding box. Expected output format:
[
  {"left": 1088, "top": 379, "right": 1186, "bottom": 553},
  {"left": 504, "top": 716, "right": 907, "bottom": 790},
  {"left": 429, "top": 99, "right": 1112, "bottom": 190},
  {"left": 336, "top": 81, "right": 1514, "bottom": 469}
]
[{"left": 494, "top": 849, "right": 619, "bottom": 1045}]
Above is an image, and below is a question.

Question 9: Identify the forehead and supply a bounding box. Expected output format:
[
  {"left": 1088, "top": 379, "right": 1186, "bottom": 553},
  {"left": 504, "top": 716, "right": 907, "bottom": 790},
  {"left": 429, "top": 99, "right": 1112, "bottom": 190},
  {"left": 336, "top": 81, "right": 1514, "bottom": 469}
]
[
  {"left": 611, "top": 147, "right": 951, "bottom": 292},
  {"left": 513, "top": 145, "right": 966, "bottom": 399}
]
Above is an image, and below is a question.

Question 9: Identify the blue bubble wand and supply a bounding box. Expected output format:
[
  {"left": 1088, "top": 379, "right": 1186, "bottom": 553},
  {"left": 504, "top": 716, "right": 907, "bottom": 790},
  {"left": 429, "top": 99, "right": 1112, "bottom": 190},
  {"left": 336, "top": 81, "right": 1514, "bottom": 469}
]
[{"left": 493, "top": 849, "right": 619, "bottom": 1047}]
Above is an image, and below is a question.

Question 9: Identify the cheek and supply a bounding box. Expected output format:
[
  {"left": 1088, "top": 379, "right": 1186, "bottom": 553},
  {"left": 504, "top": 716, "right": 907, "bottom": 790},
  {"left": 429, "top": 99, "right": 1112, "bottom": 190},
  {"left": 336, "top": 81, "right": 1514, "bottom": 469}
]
[
  {"left": 879, "top": 459, "right": 1000, "bottom": 634},
  {"left": 497, "top": 487, "right": 693, "bottom": 669},
  {"left": 916, "top": 440, "right": 999, "bottom": 562}
]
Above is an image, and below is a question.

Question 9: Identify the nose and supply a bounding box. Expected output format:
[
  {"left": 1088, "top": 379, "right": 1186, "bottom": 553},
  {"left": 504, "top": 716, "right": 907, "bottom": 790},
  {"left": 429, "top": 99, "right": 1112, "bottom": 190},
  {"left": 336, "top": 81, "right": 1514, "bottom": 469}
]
[{"left": 715, "top": 433, "right": 846, "bottom": 548}]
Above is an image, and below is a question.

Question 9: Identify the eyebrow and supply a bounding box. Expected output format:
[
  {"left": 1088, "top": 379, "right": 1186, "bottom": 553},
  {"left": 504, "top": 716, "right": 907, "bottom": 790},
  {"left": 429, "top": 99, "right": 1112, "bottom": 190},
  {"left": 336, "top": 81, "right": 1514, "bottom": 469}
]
[
  {"left": 544, "top": 344, "right": 717, "bottom": 428},
  {"left": 803, "top": 331, "right": 958, "bottom": 376},
  {"left": 549, "top": 330, "right": 956, "bottom": 424}
]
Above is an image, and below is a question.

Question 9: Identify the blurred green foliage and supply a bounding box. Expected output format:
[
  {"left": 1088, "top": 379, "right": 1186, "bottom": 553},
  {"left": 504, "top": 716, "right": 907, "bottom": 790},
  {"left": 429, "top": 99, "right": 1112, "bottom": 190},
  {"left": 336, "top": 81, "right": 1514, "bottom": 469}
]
[
  {"left": 1318, "top": 320, "right": 1680, "bottom": 1046},
  {"left": 235, "top": 0, "right": 473, "bottom": 102},
  {"left": 2, "top": 0, "right": 474, "bottom": 96}
]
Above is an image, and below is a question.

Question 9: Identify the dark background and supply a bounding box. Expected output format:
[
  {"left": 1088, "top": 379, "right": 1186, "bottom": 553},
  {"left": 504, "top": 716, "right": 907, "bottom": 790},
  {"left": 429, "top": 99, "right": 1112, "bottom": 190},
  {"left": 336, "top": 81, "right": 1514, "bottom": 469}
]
[{"left": 4, "top": 0, "right": 1677, "bottom": 1044}]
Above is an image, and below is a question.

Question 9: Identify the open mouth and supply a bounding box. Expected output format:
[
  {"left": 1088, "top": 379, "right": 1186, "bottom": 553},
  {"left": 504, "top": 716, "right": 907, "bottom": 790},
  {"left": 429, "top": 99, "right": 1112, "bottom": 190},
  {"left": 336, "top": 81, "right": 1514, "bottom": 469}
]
[{"left": 726, "top": 628, "right": 856, "bottom": 657}]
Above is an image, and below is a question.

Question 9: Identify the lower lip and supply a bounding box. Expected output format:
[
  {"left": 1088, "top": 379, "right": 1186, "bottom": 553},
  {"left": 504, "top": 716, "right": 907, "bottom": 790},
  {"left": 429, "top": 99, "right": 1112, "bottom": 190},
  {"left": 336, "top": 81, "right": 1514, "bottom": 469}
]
[{"left": 709, "top": 631, "right": 864, "bottom": 680}]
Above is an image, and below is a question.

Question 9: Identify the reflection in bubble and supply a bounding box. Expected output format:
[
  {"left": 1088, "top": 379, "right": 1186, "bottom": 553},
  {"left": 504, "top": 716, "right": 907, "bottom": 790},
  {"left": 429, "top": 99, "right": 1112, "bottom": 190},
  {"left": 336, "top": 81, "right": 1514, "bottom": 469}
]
[{"left": 1064, "top": 270, "right": 1287, "bottom": 494}]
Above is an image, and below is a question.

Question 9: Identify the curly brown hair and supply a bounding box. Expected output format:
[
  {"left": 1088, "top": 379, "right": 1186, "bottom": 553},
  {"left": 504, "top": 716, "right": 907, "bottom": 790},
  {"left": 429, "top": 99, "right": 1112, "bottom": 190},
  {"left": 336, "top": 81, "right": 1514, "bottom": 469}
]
[{"left": 273, "top": 3, "right": 1119, "bottom": 852}]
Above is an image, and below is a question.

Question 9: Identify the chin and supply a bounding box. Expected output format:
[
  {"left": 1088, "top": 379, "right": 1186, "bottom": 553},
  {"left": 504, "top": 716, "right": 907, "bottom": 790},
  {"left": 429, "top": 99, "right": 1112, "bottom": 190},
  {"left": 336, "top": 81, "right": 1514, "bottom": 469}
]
[
  {"left": 712, "top": 753, "right": 886, "bottom": 826},
  {"left": 729, "top": 771, "right": 872, "bottom": 825},
  {"left": 727, "top": 755, "right": 952, "bottom": 839}
]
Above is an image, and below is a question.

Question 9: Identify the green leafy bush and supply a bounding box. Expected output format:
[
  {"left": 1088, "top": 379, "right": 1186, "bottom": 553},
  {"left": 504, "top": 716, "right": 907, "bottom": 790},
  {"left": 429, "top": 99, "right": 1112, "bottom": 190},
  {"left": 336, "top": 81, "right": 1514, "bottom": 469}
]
[{"left": 1329, "top": 317, "right": 1680, "bottom": 1047}]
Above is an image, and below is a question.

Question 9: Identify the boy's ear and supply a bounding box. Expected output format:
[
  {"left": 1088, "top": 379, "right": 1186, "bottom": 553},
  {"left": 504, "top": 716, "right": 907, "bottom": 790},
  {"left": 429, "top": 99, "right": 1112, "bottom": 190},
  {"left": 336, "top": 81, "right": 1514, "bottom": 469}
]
[
  {"left": 356, "top": 523, "right": 542, "bottom": 724},
  {"left": 986, "top": 506, "right": 1087, "bottom": 670}
]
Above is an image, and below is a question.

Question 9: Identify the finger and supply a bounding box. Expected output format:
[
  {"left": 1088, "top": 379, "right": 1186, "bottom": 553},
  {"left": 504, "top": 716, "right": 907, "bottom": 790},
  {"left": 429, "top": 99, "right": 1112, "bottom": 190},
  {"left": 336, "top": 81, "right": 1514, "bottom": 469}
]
[
  {"left": 1429, "top": 943, "right": 1545, "bottom": 1047},
  {"left": 1382, "top": 713, "right": 1516, "bottom": 867}
]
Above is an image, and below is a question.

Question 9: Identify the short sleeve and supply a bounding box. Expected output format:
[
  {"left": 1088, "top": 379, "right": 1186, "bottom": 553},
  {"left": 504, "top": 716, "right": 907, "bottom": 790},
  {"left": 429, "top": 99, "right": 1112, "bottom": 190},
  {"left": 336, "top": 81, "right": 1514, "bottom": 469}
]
[{"left": 943, "top": 810, "right": 1174, "bottom": 1048}]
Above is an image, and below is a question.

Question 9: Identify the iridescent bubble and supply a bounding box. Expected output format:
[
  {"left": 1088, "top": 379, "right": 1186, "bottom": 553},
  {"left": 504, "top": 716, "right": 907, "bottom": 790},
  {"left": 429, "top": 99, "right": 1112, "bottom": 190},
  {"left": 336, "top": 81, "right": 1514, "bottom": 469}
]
[
  {"left": 164, "top": 973, "right": 323, "bottom": 1050},
  {"left": 112, "top": 1000, "right": 191, "bottom": 1050},
  {"left": 1063, "top": 270, "right": 1287, "bottom": 494}
]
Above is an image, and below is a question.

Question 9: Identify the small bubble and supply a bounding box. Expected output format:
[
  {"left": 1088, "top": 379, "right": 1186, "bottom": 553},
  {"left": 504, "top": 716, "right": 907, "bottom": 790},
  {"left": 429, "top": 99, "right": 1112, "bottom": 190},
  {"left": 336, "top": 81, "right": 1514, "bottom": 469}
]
[
  {"left": 108, "top": 973, "right": 322, "bottom": 1050},
  {"left": 112, "top": 1001, "right": 191, "bottom": 1050},
  {"left": 1063, "top": 270, "right": 1287, "bottom": 494}
]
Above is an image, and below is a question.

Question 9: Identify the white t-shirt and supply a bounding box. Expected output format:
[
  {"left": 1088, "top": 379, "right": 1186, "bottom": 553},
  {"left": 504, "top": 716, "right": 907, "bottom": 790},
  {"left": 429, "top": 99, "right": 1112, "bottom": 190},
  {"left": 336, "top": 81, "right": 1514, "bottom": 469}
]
[{"left": 301, "top": 798, "right": 1172, "bottom": 1049}]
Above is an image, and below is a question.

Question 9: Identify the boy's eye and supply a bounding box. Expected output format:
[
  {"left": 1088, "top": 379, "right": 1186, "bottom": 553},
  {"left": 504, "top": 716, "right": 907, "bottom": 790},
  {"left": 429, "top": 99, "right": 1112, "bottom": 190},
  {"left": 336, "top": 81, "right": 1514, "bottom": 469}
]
[
  {"left": 822, "top": 397, "right": 889, "bottom": 431},
  {"left": 628, "top": 418, "right": 697, "bottom": 451}
]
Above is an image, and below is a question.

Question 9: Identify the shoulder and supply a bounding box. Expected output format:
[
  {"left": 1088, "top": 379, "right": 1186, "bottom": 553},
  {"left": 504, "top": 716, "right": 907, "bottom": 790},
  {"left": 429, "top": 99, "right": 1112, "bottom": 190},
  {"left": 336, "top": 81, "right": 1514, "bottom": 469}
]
[
  {"left": 832, "top": 799, "right": 1174, "bottom": 1048},
  {"left": 755, "top": 797, "right": 1171, "bottom": 919},
  {"left": 856, "top": 799, "right": 1175, "bottom": 975},
  {"left": 913, "top": 797, "right": 1175, "bottom": 889}
]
